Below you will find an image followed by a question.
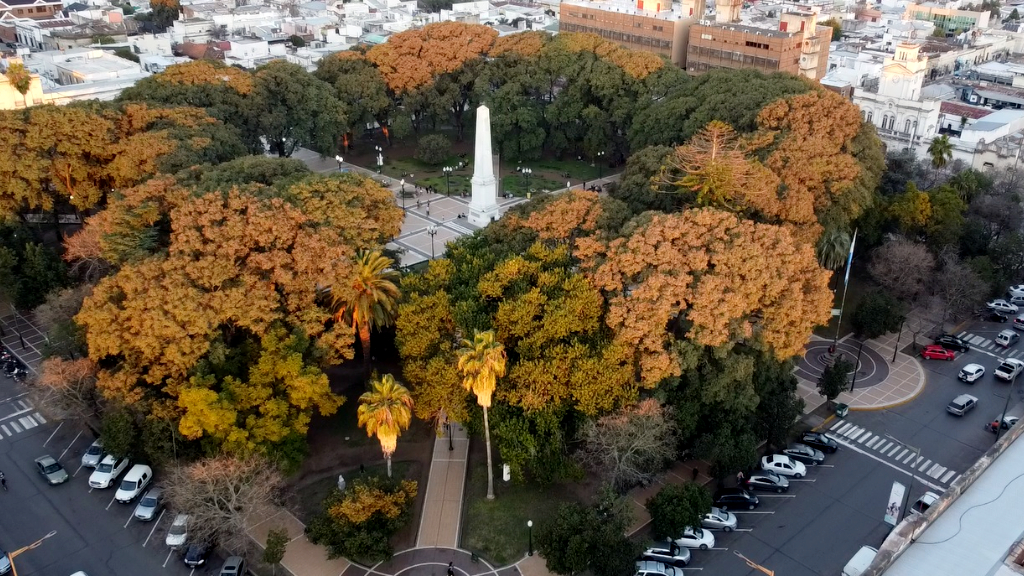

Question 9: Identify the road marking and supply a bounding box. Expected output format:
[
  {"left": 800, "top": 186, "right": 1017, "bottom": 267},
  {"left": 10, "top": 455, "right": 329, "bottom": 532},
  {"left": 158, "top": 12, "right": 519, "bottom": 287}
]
[
  {"left": 10, "top": 421, "right": 21, "bottom": 433},
  {"left": 833, "top": 436, "right": 944, "bottom": 491},
  {"left": 816, "top": 464, "right": 836, "bottom": 468},
  {"left": 958, "top": 331, "right": 968, "bottom": 337},
  {"left": 834, "top": 422, "right": 852, "bottom": 434},
  {"left": 58, "top": 430, "right": 82, "bottom": 462},
  {"left": 758, "top": 494, "right": 796, "bottom": 498},
  {"left": 33, "top": 412, "right": 46, "bottom": 424},
  {"left": 73, "top": 463, "right": 85, "bottom": 477},
  {"left": 842, "top": 426, "right": 860, "bottom": 438},
  {"left": 143, "top": 509, "right": 165, "bottom": 547},
  {"left": 163, "top": 550, "right": 174, "bottom": 567},
  {"left": 893, "top": 447, "right": 906, "bottom": 458},
  {"left": 709, "top": 547, "right": 729, "bottom": 551},
  {"left": 790, "top": 479, "right": 816, "bottom": 482},
  {"left": 1, "top": 424, "right": 10, "bottom": 436},
  {"left": 941, "top": 470, "right": 957, "bottom": 483},
  {"left": 43, "top": 421, "right": 63, "bottom": 446},
  {"left": 858, "top": 432, "right": 873, "bottom": 444},
  {"left": 19, "top": 415, "right": 37, "bottom": 429},
  {"left": 918, "top": 459, "right": 933, "bottom": 471},
  {"left": 15, "top": 400, "right": 29, "bottom": 410},
  {"left": 680, "top": 568, "right": 704, "bottom": 571},
  {"left": 953, "top": 474, "right": 962, "bottom": 484},
  {"left": 903, "top": 452, "right": 916, "bottom": 464},
  {"left": 124, "top": 509, "right": 135, "bottom": 528},
  {"left": 106, "top": 495, "right": 117, "bottom": 510},
  {"left": 970, "top": 335, "right": 984, "bottom": 344},
  {"left": 0, "top": 392, "right": 29, "bottom": 404},
  {"left": 928, "top": 465, "right": 946, "bottom": 479},
  {"left": 731, "top": 511, "right": 775, "bottom": 514},
  {"left": 874, "top": 440, "right": 889, "bottom": 451},
  {"left": 865, "top": 437, "right": 879, "bottom": 449},
  {"left": 0, "top": 408, "right": 32, "bottom": 423},
  {"left": 732, "top": 528, "right": 754, "bottom": 532}
]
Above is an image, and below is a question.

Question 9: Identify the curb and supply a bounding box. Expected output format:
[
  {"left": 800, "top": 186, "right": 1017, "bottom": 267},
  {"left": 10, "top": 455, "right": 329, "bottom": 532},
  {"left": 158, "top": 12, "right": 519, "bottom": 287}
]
[
  {"left": 813, "top": 414, "right": 836, "bottom": 432},
  {"left": 849, "top": 354, "right": 927, "bottom": 412}
]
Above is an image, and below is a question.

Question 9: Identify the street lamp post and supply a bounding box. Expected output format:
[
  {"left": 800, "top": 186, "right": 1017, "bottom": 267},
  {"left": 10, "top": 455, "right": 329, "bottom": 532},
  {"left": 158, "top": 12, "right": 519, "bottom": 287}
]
[
  {"left": 850, "top": 340, "right": 866, "bottom": 392},
  {"left": 884, "top": 434, "right": 920, "bottom": 522},
  {"left": 443, "top": 166, "right": 453, "bottom": 196},
  {"left": 892, "top": 317, "right": 906, "bottom": 363},
  {"left": 527, "top": 520, "right": 533, "bottom": 556},
  {"left": 400, "top": 178, "right": 406, "bottom": 211},
  {"left": 7, "top": 530, "right": 57, "bottom": 576},
  {"left": 447, "top": 418, "right": 453, "bottom": 451},
  {"left": 427, "top": 225, "right": 438, "bottom": 259},
  {"left": 335, "top": 155, "right": 344, "bottom": 171},
  {"left": 522, "top": 167, "right": 532, "bottom": 194},
  {"left": 375, "top": 145, "right": 383, "bottom": 174},
  {"left": 596, "top": 151, "right": 605, "bottom": 181}
]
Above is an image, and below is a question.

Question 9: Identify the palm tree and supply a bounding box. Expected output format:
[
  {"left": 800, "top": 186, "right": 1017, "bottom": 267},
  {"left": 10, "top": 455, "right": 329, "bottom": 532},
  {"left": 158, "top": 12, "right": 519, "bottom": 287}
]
[
  {"left": 357, "top": 374, "right": 414, "bottom": 477},
  {"left": 457, "top": 329, "right": 506, "bottom": 500},
  {"left": 928, "top": 135, "right": 954, "bottom": 170},
  {"left": 332, "top": 250, "right": 400, "bottom": 367},
  {"left": 816, "top": 227, "right": 852, "bottom": 272}
]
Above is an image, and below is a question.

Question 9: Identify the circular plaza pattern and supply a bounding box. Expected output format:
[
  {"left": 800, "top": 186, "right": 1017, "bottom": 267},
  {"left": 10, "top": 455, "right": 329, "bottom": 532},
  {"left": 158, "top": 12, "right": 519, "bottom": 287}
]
[{"left": 795, "top": 339, "right": 890, "bottom": 390}]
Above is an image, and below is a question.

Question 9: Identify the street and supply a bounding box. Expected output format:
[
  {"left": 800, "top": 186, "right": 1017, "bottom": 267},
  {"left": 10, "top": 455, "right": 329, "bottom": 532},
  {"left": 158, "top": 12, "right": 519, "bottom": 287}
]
[{"left": 0, "top": 380, "right": 217, "bottom": 576}]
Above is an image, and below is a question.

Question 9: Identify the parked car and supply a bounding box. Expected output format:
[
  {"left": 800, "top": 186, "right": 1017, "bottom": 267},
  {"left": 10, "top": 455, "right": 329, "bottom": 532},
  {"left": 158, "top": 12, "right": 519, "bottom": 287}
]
[
  {"left": 986, "top": 415, "right": 1020, "bottom": 433},
  {"left": 0, "top": 549, "right": 11, "bottom": 574},
  {"left": 799, "top": 431, "right": 839, "bottom": 454},
  {"left": 843, "top": 546, "right": 878, "bottom": 576},
  {"left": 988, "top": 299, "right": 1019, "bottom": 314},
  {"left": 1009, "top": 284, "right": 1024, "bottom": 298},
  {"left": 712, "top": 487, "right": 759, "bottom": 510},
  {"left": 640, "top": 545, "right": 690, "bottom": 568},
  {"left": 1011, "top": 295, "right": 1024, "bottom": 307},
  {"left": 744, "top": 470, "right": 790, "bottom": 493},
  {"left": 115, "top": 464, "right": 152, "bottom": 503},
  {"left": 81, "top": 439, "right": 104, "bottom": 468},
  {"left": 994, "top": 358, "right": 1024, "bottom": 381},
  {"left": 920, "top": 345, "right": 956, "bottom": 360},
  {"left": 1015, "top": 315, "right": 1024, "bottom": 330},
  {"left": 218, "top": 557, "right": 247, "bottom": 576},
  {"left": 996, "top": 329, "right": 1020, "bottom": 347},
  {"left": 34, "top": 455, "right": 69, "bottom": 485},
  {"left": 933, "top": 334, "right": 970, "bottom": 352},
  {"left": 700, "top": 507, "right": 737, "bottom": 532},
  {"left": 672, "top": 527, "right": 715, "bottom": 550},
  {"left": 760, "top": 454, "right": 807, "bottom": 478},
  {"left": 980, "top": 310, "right": 1010, "bottom": 323},
  {"left": 88, "top": 454, "right": 130, "bottom": 489},
  {"left": 958, "top": 363, "right": 985, "bottom": 383},
  {"left": 184, "top": 542, "right": 213, "bottom": 568},
  {"left": 781, "top": 443, "right": 825, "bottom": 465},
  {"left": 908, "top": 491, "right": 940, "bottom": 516},
  {"left": 134, "top": 487, "right": 163, "bottom": 521},
  {"left": 165, "top": 514, "right": 189, "bottom": 548},
  {"left": 947, "top": 394, "right": 978, "bottom": 416},
  {"left": 635, "top": 560, "right": 681, "bottom": 576}
]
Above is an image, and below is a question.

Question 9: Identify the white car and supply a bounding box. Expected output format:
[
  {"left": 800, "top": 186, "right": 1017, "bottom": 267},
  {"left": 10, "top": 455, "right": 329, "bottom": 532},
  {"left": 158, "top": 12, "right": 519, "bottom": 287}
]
[
  {"left": 114, "top": 464, "right": 152, "bottom": 503},
  {"left": 988, "top": 299, "right": 1019, "bottom": 315},
  {"left": 166, "top": 514, "right": 189, "bottom": 548},
  {"left": 958, "top": 363, "right": 985, "bottom": 383},
  {"left": 760, "top": 454, "right": 807, "bottom": 478},
  {"left": 994, "top": 358, "right": 1024, "bottom": 381},
  {"left": 672, "top": 527, "right": 715, "bottom": 550},
  {"left": 88, "top": 454, "right": 130, "bottom": 489},
  {"left": 1009, "top": 284, "right": 1024, "bottom": 298},
  {"left": 908, "top": 491, "right": 940, "bottom": 516},
  {"left": 81, "top": 439, "right": 104, "bottom": 468}
]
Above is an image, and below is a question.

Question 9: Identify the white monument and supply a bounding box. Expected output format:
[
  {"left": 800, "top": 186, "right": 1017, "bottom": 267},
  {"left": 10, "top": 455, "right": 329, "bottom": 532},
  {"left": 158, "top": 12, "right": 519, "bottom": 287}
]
[{"left": 468, "top": 104, "right": 501, "bottom": 227}]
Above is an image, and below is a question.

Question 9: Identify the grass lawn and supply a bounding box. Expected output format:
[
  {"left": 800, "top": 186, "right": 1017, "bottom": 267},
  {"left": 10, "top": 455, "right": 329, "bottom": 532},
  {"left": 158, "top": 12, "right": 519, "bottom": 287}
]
[
  {"left": 459, "top": 445, "right": 580, "bottom": 566},
  {"left": 813, "top": 270, "right": 877, "bottom": 340}
]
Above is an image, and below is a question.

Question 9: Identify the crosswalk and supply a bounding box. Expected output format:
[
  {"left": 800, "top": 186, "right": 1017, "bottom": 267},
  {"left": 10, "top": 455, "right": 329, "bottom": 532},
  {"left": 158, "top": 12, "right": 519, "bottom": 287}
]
[
  {"left": 0, "top": 398, "right": 48, "bottom": 439},
  {"left": 827, "top": 420, "right": 961, "bottom": 486},
  {"left": 956, "top": 330, "right": 1024, "bottom": 357}
]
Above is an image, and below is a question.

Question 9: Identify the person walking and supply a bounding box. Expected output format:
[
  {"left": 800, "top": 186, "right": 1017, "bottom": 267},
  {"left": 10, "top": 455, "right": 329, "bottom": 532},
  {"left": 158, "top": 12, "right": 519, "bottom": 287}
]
[
  {"left": 447, "top": 562, "right": 455, "bottom": 576},
  {"left": 1, "top": 471, "right": 7, "bottom": 491},
  {"left": 736, "top": 471, "right": 745, "bottom": 485}
]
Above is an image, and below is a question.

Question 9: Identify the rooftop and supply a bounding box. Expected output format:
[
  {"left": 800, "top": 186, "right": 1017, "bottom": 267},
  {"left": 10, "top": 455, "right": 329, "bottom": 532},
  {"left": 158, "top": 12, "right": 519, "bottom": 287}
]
[
  {"left": 964, "top": 107, "right": 1024, "bottom": 132},
  {"left": 939, "top": 100, "right": 992, "bottom": 120},
  {"left": 697, "top": 20, "right": 792, "bottom": 38},
  {"left": 560, "top": 0, "right": 691, "bottom": 20}
]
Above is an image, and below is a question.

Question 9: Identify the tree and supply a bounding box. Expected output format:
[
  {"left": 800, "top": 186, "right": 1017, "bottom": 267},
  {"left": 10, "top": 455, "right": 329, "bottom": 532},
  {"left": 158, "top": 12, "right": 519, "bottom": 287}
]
[
  {"left": 357, "top": 374, "right": 414, "bottom": 477},
  {"left": 645, "top": 483, "right": 713, "bottom": 540},
  {"left": 263, "top": 528, "right": 289, "bottom": 576},
  {"left": 35, "top": 284, "right": 91, "bottom": 359},
  {"left": 289, "top": 34, "right": 305, "bottom": 47},
  {"left": 0, "top": 226, "right": 68, "bottom": 310},
  {"left": 578, "top": 399, "right": 677, "bottom": 492},
  {"left": 100, "top": 407, "right": 137, "bottom": 457},
  {"left": 889, "top": 183, "right": 933, "bottom": 236},
  {"left": 816, "top": 227, "right": 852, "bottom": 272},
  {"left": 150, "top": 0, "right": 180, "bottom": 29},
  {"left": 331, "top": 250, "right": 401, "bottom": 367},
  {"left": 306, "top": 476, "right": 418, "bottom": 562},
  {"left": 458, "top": 329, "right": 507, "bottom": 500},
  {"left": 366, "top": 22, "right": 498, "bottom": 94},
  {"left": 3, "top": 62, "right": 32, "bottom": 95},
  {"left": 32, "top": 358, "right": 100, "bottom": 425},
  {"left": 253, "top": 61, "right": 346, "bottom": 157},
  {"left": 928, "top": 135, "right": 954, "bottom": 169},
  {"left": 868, "top": 236, "right": 935, "bottom": 302},
  {"left": 163, "top": 455, "right": 282, "bottom": 553},
  {"left": 936, "top": 249, "right": 986, "bottom": 324},
  {"left": 817, "top": 358, "right": 853, "bottom": 407},
  {"left": 852, "top": 291, "right": 906, "bottom": 339},
  {"left": 822, "top": 17, "right": 843, "bottom": 40},
  {"left": 415, "top": 134, "right": 452, "bottom": 165},
  {"left": 536, "top": 501, "right": 640, "bottom": 576},
  {"left": 751, "top": 355, "right": 804, "bottom": 450},
  {"left": 609, "top": 145, "right": 675, "bottom": 214}
]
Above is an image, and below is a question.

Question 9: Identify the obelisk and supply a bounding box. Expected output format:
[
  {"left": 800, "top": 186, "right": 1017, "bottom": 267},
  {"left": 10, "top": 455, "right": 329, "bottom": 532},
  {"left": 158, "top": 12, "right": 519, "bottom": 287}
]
[{"left": 468, "top": 104, "right": 501, "bottom": 227}]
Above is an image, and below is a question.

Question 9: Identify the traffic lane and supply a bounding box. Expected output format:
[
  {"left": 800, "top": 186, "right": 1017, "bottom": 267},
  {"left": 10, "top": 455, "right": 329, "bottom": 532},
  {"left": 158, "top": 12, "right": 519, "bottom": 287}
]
[
  {"left": 0, "top": 419, "right": 196, "bottom": 576},
  {"left": 691, "top": 449, "right": 895, "bottom": 576}
]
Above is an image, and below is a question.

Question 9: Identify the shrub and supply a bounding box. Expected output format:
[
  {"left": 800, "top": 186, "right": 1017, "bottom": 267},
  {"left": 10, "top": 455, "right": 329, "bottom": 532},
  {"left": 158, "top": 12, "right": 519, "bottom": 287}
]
[{"left": 415, "top": 134, "right": 451, "bottom": 165}]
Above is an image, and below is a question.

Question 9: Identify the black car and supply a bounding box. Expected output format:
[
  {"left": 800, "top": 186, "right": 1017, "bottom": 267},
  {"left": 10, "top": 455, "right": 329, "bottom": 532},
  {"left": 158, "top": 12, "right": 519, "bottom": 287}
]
[
  {"left": 184, "top": 542, "right": 212, "bottom": 568},
  {"left": 980, "top": 310, "right": 1010, "bottom": 323},
  {"left": 934, "top": 334, "right": 971, "bottom": 353},
  {"left": 780, "top": 443, "right": 825, "bottom": 465},
  {"left": 799, "top": 431, "right": 839, "bottom": 454},
  {"left": 712, "top": 487, "right": 759, "bottom": 510}
]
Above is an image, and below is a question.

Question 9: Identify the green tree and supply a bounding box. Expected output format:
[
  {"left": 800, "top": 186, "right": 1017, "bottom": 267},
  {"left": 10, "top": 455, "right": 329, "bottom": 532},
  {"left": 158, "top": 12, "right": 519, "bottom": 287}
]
[
  {"left": 332, "top": 250, "right": 401, "bottom": 367},
  {"left": 816, "top": 227, "right": 852, "bottom": 272},
  {"left": 253, "top": 61, "right": 346, "bottom": 157},
  {"left": 928, "top": 134, "right": 954, "bottom": 169},
  {"left": 357, "top": 374, "right": 414, "bottom": 477},
  {"left": 415, "top": 134, "right": 452, "bottom": 165},
  {"left": 306, "top": 476, "right": 418, "bottom": 562},
  {"left": 458, "top": 329, "right": 507, "bottom": 500},
  {"left": 289, "top": 35, "right": 305, "bottom": 47},
  {"left": 100, "top": 408, "right": 138, "bottom": 458},
  {"left": 263, "top": 528, "right": 289, "bottom": 575},
  {"left": 852, "top": 290, "right": 906, "bottom": 339},
  {"left": 817, "top": 358, "right": 853, "bottom": 407},
  {"left": 751, "top": 355, "right": 805, "bottom": 450},
  {"left": 822, "top": 17, "right": 843, "bottom": 40},
  {"left": 536, "top": 501, "right": 640, "bottom": 576},
  {"left": 645, "top": 483, "right": 713, "bottom": 540},
  {"left": 3, "top": 62, "right": 32, "bottom": 95}
]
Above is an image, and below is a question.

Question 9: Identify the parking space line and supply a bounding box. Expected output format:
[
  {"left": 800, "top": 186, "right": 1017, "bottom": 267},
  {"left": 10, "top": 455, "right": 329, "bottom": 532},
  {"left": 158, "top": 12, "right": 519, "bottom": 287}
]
[
  {"left": 709, "top": 547, "right": 729, "bottom": 551},
  {"left": 74, "top": 463, "right": 85, "bottom": 477},
  {"left": 892, "top": 446, "right": 905, "bottom": 458},
  {"left": 732, "top": 528, "right": 754, "bottom": 532},
  {"left": 758, "top": 494, "right": 796, "bottom": 498},
  {"left": 43, "top": 422, "right": 64, "bottom": 446},
  {"left": 143, "top": 510, "right": 165, "bottom": 547},
  {"left": 163, "top": 550, "right": 174, "bottom": 567},
  {"left": 58, "top": 431, "right": 83, "bottom": 462},
  {"left": 106, "top": 495, "right": 117, "bottom": 510},
  {"left": 124, "top": 509, "right": 135, "bottom": 528},
  {"left": 731, "top": 511, "right": 775, "bottom": 514},
  {"left": 790, "top": 479, "right": 816, "bottom": 482},
  {"left": 941, "top": 470, "right": 957, "bottom": 483},
  {"left": 816, "top": 464, "right": 835, "bottom": 468},
  {"left": 680, "top": 568, "right": 704, "bottom": 571}
]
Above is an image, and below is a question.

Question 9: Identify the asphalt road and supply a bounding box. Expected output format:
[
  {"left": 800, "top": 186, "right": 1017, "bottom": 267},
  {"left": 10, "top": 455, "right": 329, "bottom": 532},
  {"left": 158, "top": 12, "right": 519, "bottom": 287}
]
[{"left": 0, "top": 377, "right": 221, "bottom": 576}]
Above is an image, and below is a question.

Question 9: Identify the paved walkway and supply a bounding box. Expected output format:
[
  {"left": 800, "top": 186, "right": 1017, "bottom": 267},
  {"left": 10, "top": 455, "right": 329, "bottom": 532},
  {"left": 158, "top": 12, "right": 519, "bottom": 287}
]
[
  {"left": 0, "top": 301, "right": 45, "bottom": 374},
  {"left": 417, "top": 422, "right": 469, "bottom": 549}
]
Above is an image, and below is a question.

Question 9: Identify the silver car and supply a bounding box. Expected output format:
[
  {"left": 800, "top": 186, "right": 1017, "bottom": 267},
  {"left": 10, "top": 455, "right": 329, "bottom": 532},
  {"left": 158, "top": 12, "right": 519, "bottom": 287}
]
[
  {"left": 134, "top": 487, "right": 163, "bottom": 521},
  {"left": 81, "top": 439, "right": 104, "bottom": 468},
  {"left": 700, "top": 507, "right": 737, "bottom": 531},
  {"left": 641, "top": 545, "right": 690, "bottom": 567},
  {"left": 35, "top": 455, "right": 69, "bottom": 485}
]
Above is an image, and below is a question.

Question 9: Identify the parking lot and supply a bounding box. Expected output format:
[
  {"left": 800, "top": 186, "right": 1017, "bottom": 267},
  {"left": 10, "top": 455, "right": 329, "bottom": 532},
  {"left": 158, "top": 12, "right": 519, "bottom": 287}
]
[{"left": 0, "top": 386, "right": 222, "bottom": 576}]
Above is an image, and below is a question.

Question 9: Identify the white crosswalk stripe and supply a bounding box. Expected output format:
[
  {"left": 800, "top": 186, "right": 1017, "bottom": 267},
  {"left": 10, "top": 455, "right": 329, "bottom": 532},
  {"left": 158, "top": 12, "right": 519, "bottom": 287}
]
[
  {"left": 903, "top": 452, "right": 917, "bottom": 464},
  {"left": 958, "top": 331, "right": 968, "bottom": 338},
  {"left": 891, "top": 446, "right": 904, "bottom": 457},
  {"left": 941, "top": 470, "right": 957, "bottom": 483},
  {"left": 834, "top": 422, "right": 852, "bottom": 435},
  {"left": 857, "top": 431, "right": 873, "bottom": 443},
  {"left": 928, "top": 465, "right": 946, "bottom": 479},
  {"left": 877, "top": 441, "right": 892, "bottom": 452},
  {"left": 866, "top": 437, "right": 880, "bottom": 449},
  {"left": 823, "top": 421, "right": 961, "bottom": 485}
]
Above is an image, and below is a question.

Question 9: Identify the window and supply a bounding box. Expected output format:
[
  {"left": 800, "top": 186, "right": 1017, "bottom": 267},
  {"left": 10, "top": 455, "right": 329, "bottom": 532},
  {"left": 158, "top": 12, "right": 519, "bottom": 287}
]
[
  {"left": 635, "top": 21, "right": 643, "bottom": 27},
  {"left": 905, "top": 119, "right": 912, "bottom": 133},
  {"left": 866, "top": 111, "right": 873, "bottom": 123},
  {"left": 653, "top": 25, "right": 663, "bottom": 31}
]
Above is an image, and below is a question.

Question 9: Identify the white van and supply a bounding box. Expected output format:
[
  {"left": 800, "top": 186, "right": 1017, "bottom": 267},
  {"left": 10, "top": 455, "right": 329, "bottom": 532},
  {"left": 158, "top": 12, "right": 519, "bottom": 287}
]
[
  {"left": 843, "top": 546, "right": 878, "bottom": 576},
  {"left": 997, "top": 329, "right": 1020, "bottom": 347}
]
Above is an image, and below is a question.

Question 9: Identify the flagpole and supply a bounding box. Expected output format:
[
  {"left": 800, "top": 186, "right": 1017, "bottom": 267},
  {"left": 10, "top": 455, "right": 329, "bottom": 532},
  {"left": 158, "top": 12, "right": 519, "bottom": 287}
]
[{"left": 832, "top": 228, "right": 858, "bottom": 350}]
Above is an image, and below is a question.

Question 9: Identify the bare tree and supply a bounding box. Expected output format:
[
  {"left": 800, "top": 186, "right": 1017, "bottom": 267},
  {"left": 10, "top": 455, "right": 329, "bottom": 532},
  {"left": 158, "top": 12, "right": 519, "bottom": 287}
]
[
  {"left": 868, "top": 236, "right": 935, "bottom": 302},
  {"left": 577, "top": 399, "right": 677, "bottom": 492},
  {"left": 162, "top": 456, "right": 283, "bottom": 553},
  {"left": 30, "top": 358, "right": 101, "bottom": 425},
  {"left": 936, "top": 249, "right": 986, "bottom": 325}
]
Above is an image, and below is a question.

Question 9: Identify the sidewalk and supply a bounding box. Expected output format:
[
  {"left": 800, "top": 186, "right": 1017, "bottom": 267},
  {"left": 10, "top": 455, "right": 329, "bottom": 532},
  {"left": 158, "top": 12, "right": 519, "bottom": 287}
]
[
  {"left": 417, "top": 422, "right": 470, "bottom": 548},
  {"left": 0, "top": 301, "right": 45, "bottom": 373}
]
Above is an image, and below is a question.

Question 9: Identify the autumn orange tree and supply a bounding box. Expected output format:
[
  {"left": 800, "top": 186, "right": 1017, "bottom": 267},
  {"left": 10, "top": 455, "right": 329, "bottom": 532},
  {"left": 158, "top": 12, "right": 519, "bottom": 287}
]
[{"left": 366, "top": 22, "right": 497, "bottom": 95}]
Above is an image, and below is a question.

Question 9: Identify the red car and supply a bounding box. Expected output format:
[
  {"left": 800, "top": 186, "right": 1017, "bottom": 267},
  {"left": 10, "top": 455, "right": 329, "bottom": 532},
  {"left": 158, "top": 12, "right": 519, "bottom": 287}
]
[{"left": 921, "top": 345, "right": 956, "bottom": 361}]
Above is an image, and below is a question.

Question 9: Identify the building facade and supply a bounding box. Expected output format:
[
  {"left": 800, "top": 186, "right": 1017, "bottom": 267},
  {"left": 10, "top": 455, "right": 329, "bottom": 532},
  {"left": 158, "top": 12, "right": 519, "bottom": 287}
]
[
  {"left": 904, "top": 3, "right": 990, "bottom": 34},
  {"left": 558, "top": 0, "right": 699, "bottom": 66},
  {"left": 0, "top": 0, "right": 63, "bottom": 21}
]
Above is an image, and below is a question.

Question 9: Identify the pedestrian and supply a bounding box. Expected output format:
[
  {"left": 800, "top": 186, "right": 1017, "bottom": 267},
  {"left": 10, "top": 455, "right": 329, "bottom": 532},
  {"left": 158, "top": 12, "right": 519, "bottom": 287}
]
[
  {"left": 692, "top": 467, "right": 699, "bottom": 482},
  {"left": 1, "top": 471, "right": 6, "bottom": 491},
  {"left": 736, "top": 471, "right": 745, "bottom": 484},
  {"left": 359, "top": 464, "right": 365, "bottom": 475},
  {"left": 447, "top": 562, "right": 455, "bottom": 576}
]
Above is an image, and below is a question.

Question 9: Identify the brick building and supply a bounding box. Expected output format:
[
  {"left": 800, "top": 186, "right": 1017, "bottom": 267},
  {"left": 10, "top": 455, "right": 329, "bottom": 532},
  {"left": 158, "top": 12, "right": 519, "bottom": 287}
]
[
  {"left": 559, "top": 0, "right": 703, "bottom": 66},
  {"left": 0, "top": 0, "right": 63, "bottom": 21}
]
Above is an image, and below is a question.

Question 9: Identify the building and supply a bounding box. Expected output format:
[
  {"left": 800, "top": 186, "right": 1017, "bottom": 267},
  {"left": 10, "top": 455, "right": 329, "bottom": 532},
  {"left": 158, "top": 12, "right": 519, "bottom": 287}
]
[
  {"left": 853, "top": 42, "right": 940, "bottom": 154},
  {"left": 558, "top": 0, "right": 699, "bottom": 66},
  {"left": 903, "top": 2, "right": 990, "bottom": 35},
  {"left": 0, "top": 61, "right": 45, "bottom": 108},
  {"left": 685, "top": 4, "right": 831, "bottom": 79},
  {"left": 0, "top": 0, "right": 63, "bottom": 21}
]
